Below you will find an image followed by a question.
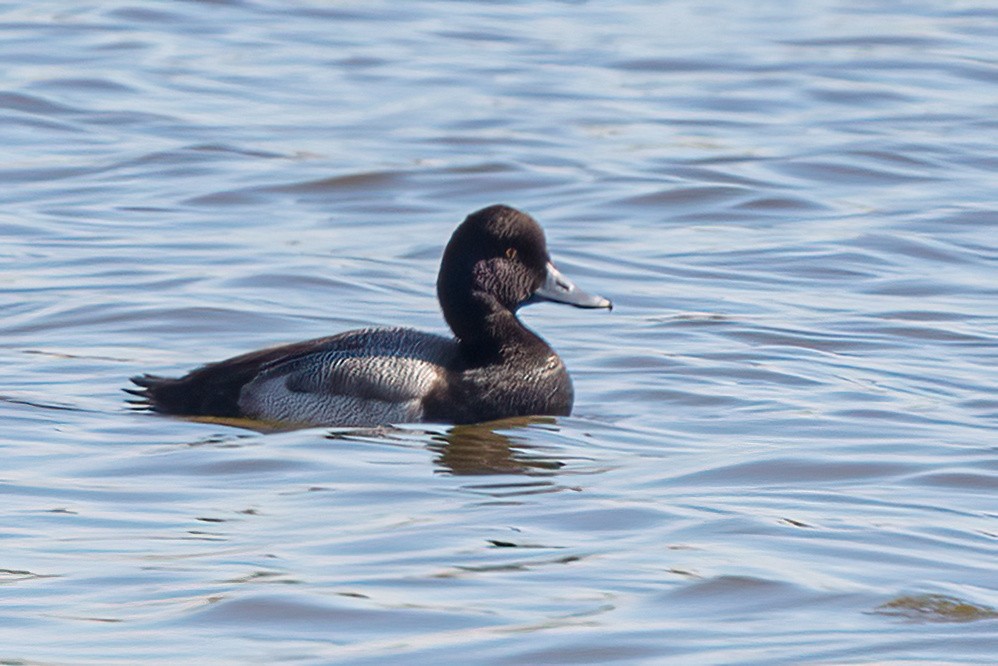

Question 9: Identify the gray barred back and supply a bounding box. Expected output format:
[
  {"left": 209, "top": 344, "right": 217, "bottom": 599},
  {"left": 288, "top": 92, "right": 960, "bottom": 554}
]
[{"left": 237, "top": 328, "right": 457, "bottom": 426}]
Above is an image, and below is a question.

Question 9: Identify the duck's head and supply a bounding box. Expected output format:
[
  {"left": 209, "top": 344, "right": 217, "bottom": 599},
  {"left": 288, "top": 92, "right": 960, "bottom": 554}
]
[{"left": 437, "top": 205, "right": 610, "bottom": 341}]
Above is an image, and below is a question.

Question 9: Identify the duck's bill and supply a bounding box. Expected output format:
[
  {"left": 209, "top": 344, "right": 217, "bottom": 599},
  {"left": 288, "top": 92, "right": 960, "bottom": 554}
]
[{"left": 528, "top": 262, "right": 612, "bottom": 310}]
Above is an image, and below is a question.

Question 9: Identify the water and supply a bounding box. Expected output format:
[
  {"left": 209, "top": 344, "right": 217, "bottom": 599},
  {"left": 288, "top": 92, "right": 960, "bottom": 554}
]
[{"left": 2, "top": 0, "right": 997, "bottom": 663}]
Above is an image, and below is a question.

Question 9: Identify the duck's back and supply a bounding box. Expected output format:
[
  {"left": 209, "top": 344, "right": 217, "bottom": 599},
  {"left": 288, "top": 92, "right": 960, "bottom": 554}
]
[
  {"left": 240, "top": 327, "right": 457, "bottom": 426},
  {"left": 132, "top": 327, "right": 457, "bottom": 427}
]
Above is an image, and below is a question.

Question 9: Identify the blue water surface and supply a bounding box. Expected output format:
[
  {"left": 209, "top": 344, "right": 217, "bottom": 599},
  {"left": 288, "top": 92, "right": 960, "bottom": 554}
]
[{"left": 2, "top": 1, "right": 997, "bottom": 663}]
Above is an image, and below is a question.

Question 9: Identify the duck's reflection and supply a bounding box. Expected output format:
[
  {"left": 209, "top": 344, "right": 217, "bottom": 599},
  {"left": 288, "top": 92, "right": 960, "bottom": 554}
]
[
  {"left": 323, "top": 416, "right": 566, "bottom": 476},
  {"left": 428, "top": 416, "right": 565, "bottom": 476}
]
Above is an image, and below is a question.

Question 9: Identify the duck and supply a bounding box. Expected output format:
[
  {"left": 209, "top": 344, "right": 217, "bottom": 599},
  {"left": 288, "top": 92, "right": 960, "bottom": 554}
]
[{"left": 128, "top": 204, "right": 611, "bottom": 427}]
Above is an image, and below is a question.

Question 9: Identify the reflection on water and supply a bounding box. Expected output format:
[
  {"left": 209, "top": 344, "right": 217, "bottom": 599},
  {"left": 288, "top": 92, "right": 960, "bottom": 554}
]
[
  {"left": 428, "top": 417, "right": 566, "bottom": 476},
  {"left": 323, "top": 418, "right": 572, "bottom": 478},
  {"left": 875, "top": 594, "right": 998, "bottom": 624},
  {"left": 2, "top": 0, "right": 997, "bottom": 663}
]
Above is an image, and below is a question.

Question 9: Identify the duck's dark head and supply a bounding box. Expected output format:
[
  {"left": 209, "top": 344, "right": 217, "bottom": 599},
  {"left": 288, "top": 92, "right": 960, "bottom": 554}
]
[{"left": 437, "top": 205, "right": 610, "bottom": 344}]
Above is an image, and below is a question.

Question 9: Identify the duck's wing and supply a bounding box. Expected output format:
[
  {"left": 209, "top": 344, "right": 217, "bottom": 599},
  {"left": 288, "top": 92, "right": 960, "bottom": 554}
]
[
  {"left": 128, "top": 328, "right": 456, "bottom": 426},
  {"left": 128, "top": 335, "right": 352, "bottom": 418},
  {"left": 236, "top": 328, "right": 458, "bottom": 427}
]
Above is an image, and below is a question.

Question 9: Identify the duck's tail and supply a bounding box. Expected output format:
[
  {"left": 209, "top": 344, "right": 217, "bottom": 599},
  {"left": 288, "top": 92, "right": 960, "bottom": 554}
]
[
  {"left": 125, "top": 374, "right": 194, "bottom": 414},
  {"left": 125, "top": 349, "right": 279, "bottom": 417}
]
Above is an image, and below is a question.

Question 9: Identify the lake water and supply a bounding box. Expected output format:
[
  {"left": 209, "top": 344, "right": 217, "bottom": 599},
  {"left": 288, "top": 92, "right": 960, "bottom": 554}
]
[{"left": 2, "top": 1, "right": 997, "bottom": 663}]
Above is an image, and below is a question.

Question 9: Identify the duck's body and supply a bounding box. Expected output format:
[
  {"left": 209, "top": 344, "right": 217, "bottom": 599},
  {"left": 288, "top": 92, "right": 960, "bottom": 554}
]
[{"left": 129, "top": 205, "right": 609, "bottom": 428}]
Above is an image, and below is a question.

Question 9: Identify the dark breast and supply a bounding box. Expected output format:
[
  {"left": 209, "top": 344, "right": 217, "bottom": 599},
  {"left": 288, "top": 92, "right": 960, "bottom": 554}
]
[{"left": 423, "top": 352, "right": 573, "bottom": 424}]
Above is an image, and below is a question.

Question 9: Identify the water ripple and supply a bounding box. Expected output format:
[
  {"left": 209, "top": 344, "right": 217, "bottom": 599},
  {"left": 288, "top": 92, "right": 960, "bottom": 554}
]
[{"left": 2, "top": 0, "right": 997, "bottom": 663}]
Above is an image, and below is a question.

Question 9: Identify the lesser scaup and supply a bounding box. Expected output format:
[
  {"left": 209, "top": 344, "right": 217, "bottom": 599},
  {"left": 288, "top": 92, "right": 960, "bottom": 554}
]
[{"left": 128, "top": 204, "right": 611, "bottom": 427}]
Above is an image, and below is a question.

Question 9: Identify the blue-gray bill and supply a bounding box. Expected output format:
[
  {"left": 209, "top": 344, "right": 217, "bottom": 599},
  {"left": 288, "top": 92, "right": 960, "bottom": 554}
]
[{"left": 528, "top": 262, "right": 612, "bottom": 310}]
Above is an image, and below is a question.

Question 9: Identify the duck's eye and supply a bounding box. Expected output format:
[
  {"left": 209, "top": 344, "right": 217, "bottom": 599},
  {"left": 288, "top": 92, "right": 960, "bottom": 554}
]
[{"left": 505, "top": 247, "right": 518, "bottom": 260}]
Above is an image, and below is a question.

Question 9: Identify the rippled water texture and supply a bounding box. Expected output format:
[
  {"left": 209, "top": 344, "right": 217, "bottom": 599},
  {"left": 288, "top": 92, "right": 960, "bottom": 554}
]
[{"left": 2, "top": 1, "right": 997, "bottom": 663}]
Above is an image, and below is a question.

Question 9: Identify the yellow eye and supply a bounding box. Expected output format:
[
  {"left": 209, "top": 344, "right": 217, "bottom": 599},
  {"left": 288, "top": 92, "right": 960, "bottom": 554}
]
[{"left": 505, "top": 247, "right": 517, "bottom": 260}]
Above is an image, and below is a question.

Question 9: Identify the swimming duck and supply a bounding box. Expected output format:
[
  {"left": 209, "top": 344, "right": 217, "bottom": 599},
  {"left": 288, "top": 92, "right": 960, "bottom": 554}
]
[{"left": 128, "top": 204, "right": 611, "bottom": 427}]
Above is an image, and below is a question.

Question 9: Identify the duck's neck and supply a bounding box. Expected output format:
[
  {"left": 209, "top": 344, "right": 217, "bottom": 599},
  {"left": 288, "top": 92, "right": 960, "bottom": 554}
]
[{"left": 445, "top": 291, "right": 549, "bottom": 366}]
